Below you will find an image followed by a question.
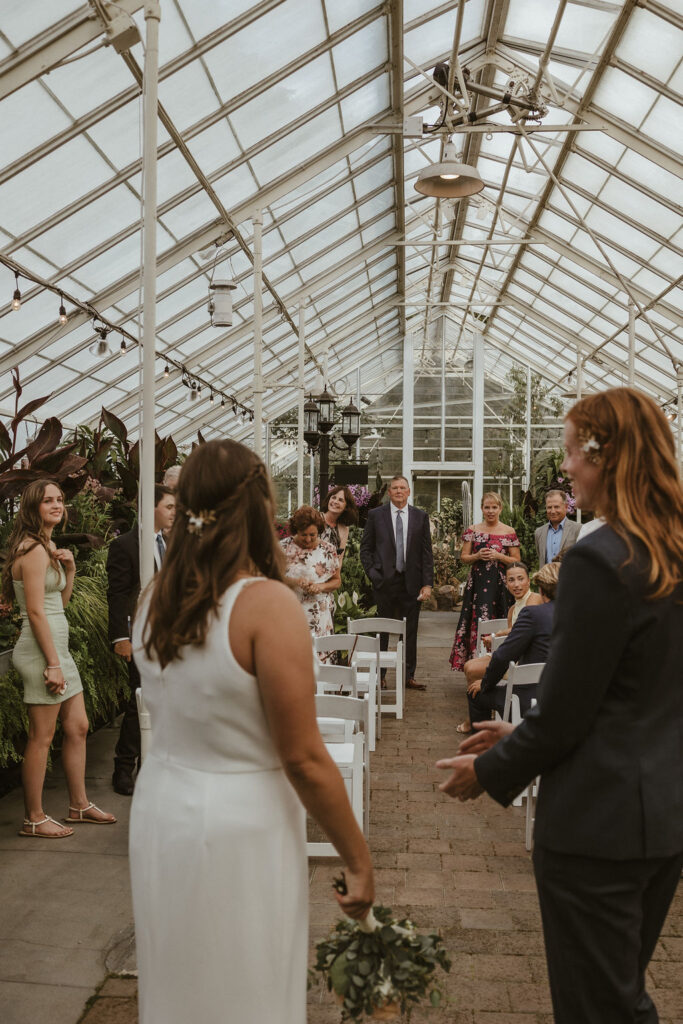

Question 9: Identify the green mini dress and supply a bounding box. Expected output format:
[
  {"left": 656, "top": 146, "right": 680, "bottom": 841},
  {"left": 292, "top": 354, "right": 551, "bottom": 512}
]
[{"left": 12, "top": 564, "right": 83, "bottom": 705}]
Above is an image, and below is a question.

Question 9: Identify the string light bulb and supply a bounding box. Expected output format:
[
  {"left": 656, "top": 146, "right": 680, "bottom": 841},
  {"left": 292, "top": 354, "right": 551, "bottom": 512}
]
[
  {"left": 120, "top": 336, "right": 127, "bottom": 354},
  {"left": 164, "top": 364, "right": 170, "bottom": 378},
  {"left": 221, "top": 397, "right": 225, "bottom": 408},
  {"left": 12, "top": 272, "right": 21, "bottom": 311},
  {"left": 58, "top": 293, "right": 67, "bottom": 324}
]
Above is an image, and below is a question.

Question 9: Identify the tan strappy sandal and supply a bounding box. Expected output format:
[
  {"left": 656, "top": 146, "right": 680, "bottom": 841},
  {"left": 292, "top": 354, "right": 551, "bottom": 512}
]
[
  {"left": 18, "top": 815, "right": 73, "bottom": 838},
  {"left": 64, "top": 802, "right": 117, "bottom": 825}
]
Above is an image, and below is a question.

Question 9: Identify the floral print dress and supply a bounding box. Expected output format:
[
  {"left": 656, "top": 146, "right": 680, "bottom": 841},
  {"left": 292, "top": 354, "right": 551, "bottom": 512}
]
[
  {"left": 280, "top": 537, "right": 338, "bottom": 653},
  {"left": 449, "top": 528, "right": 520, "bottom": 671}
]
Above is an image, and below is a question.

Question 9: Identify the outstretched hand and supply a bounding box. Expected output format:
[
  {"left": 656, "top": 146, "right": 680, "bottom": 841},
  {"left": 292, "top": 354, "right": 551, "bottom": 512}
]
[
  {"left": 459, "top": 719, "right": 515, "bottom": 755},
  {"left": 435, "top": 754, "right": 484, "bottom": 802}
]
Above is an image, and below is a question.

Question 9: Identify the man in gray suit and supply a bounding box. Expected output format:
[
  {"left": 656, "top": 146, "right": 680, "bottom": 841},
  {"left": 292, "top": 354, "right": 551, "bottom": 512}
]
[{"left": 534, "top": 490, "right": 580, "bottom": 567}]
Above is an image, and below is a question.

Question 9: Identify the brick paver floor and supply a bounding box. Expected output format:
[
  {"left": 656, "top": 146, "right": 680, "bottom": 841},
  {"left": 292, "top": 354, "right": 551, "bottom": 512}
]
[{"left": 80, "top": 615, "right": 683, "bottom": 1023}]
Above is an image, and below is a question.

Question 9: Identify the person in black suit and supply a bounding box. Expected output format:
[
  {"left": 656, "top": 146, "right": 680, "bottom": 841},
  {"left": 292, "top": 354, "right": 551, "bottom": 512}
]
[
  {"left": 466, "top": 561, "right": 558, "bottom": 724},
  {"left": 107, "top": 485, "right": 175, "bottom": 794},
  {"left": 437, "top": 388, "right": 683, "bottom": 1024},
  {"left": 360, "top": 474, "right": 433, "bottom": 689}
]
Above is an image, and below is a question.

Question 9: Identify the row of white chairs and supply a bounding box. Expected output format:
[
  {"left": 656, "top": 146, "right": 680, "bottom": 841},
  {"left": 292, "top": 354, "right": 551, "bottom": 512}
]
[
  {"left": 308, "top": 617, "right": 408, "bottom": 859},
  {"left": 492, "top": 660, "right": 544, "bottom": 850}
]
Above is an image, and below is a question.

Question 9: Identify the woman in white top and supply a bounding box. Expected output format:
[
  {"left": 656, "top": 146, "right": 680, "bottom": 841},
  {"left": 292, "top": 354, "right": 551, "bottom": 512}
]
[
  {"left": 130, "top": 439, "right": 374, "bottom": 1024},
  {"left": 457, "top": 562, "right": 542, "bottom": 734}
]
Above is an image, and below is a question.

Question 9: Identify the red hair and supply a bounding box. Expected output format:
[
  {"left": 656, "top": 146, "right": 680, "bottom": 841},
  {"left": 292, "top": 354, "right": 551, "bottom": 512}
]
[{"left": 566, "top": 388, "right": 682, "bottom": 600}]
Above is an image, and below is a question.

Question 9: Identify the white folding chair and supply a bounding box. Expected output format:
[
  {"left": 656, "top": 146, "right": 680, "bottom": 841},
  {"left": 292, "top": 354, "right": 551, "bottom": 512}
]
[
  {"left": 490, "top": 633, "right": 508, "bottom": 653},
  {"left": 315, "top": 662, "right": 358, "bottom": 697},
  {"left": 135, "top": 688, "right": 151, "bottom": 763},
  {"left": 314, "top": 635, "right": 380, "bottom": 750},
  {"left": 307, "top": 694, "right": 369, "bottom": 858},
  {"left": 476, "top": 618, "right": 509, "bottom": 656},
  {"left": 348, "top": 617, "right": 406, "bottom": 720},
  {"left": 496, "top": 663, "right": 545, "bottom": 809}
]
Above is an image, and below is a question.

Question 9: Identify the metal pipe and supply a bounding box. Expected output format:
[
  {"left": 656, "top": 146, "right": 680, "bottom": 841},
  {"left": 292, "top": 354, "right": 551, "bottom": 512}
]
[
  {"left": 440, "top": 315, "right": 446, "bottom": 461},
  {"left": 356, "top": 366, "right": 361, "bottom": 462},
  {"left": 628, "top": 301, "right": 636, "bottom": 387},
  {"left": 139, "top": 0, "right": 161, "bottom": 589},
  {"left": 524, "top": 364, "right": 532, "bottom": 491},
  {"left": 297, "top": 301, "right": 305, "bottom": 506},
  {"left": 252, "top": 209, "right": 263, "bottom": 457},
  {"left": 472, "top": 331, "right": 484, "bottom": 515},
  {"left": 402, "top": 329, "right": 414, "bottom": 493},
  {"left": 677, "top": 365, "right": 683, "bottom": 473},
  {"left": 464, "top": 81, "right": 538, "bottom": 110}
]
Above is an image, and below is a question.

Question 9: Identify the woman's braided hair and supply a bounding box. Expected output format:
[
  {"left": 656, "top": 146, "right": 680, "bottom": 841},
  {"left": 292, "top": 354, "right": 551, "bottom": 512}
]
[{"left": 143, "top": 441, "right": 286, "bottom": 667}]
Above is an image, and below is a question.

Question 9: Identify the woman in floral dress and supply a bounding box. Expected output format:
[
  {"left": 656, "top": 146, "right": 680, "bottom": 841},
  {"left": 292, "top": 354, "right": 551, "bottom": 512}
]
[
  {"left": 450, "top": 492, "right": 520, "bottom": 685},
  {"left": 281, "top": 506, "right": 341, "bottom": 657}
]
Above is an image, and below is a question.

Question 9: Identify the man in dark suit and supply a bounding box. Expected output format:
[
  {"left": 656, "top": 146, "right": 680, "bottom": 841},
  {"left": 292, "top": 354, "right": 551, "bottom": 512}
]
[
  {"left": 466, "top": 600, "right": 554, "bottom": 723},
  {"left": 534, "top": 489, "right": 580, "bottom": 567},
  {"left": 107, "top": 485, "right": 175, "bottom": 794},
  {"left": 360, "top": 474, "right": 433, "bottom": 690}
]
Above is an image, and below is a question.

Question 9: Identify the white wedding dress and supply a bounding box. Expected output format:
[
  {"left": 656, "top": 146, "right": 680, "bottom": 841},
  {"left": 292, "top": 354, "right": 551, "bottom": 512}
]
[{"left": 129, "top": 578, "right": 308, "bottom": 1024}]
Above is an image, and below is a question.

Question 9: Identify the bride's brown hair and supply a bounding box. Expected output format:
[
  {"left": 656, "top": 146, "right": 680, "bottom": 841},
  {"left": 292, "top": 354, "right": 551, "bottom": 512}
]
[
  {"left": 143, "top": 439, "right": 286, "bottom": 667},
  {"left": 566, "top": 387, "right": 682, "bottom": 601},
  {"left": 2, "top": 479, "right": 65, "bottom": 603}
]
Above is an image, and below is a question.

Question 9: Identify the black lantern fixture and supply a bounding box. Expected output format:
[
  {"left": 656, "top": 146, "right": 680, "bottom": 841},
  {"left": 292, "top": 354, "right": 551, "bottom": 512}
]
[
  {"left": 340, "top": 400, "right": 361, "bottom": 448},
  {"left": 303, "top": 395, "right": 321, "bottom": 450},
  {"left": 317, "top": 387, "right": 336, "bottom": 434}
]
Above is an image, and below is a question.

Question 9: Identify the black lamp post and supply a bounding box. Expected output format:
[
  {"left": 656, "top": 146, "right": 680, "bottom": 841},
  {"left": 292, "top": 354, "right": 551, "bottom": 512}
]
[{"left": 304, "top": 388, "right": 361, "bottom": 502}]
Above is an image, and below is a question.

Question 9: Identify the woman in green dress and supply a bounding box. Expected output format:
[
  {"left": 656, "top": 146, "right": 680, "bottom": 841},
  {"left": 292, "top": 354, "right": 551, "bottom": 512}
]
[{"left": 3, "top": 479, "right": 116, "bottom": 838}]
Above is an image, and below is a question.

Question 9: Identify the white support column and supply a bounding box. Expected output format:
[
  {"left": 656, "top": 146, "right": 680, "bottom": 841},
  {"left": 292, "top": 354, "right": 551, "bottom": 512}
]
[
  {"left": 628, "top": 301, "right": 636, "bottom": 388},
  {"left": 264, "top": 419, "right": 271, "bottom": 475},
  {"left": 440, "top": 314, "right": 446, "bottom": 463},
  {"left": 402, "top": 330, "right": 414, "bottom": 493},
  {"left": 356, "top": 366, "right": 361, "bottom": 462},
  {"left": 472, "top": 331, "right": 484, "bottom": 516},
  {"left": 576, "top": 350, "right": 583, "bottom": 525},
  {"left": 252, "top": 209, "right": 264, "bottom": 458},
  {"left": 297, "top": 301, "right": 305, "bottom": 506},
  {"left": 677, "top": 365, "right": 683, "bottom": 473},
  {"left": 524, "top": 364, "right": 532, "bottom": 491},
  {"left": 140, "top": 0, "right": 161, "bottom": 589},
  {"left": 309, "top": 454, "right": 314, "bottom": 505}
]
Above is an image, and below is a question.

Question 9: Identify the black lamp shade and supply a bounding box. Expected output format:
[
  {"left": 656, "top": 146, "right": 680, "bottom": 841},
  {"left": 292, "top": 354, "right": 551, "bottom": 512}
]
[
  {"left": 304, "top": 396, "right": 320, "bottom": 449},
  {"left": 341, "top": 401, "right": 361, "bottom": 448},
  {"left": 317, "top": 387, "right": 336, "bottom": 433}
]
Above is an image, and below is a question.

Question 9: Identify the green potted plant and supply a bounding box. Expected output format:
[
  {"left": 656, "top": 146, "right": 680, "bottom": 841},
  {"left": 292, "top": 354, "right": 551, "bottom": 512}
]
[{"left": 313, "top": 880, "right": 450, "bottom": 1021}]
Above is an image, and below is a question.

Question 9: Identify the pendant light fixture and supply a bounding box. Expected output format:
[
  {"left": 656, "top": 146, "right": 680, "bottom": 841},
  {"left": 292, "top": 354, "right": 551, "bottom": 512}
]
[{"left": 414, "top": 141, "right": 484, "bottom": 199}]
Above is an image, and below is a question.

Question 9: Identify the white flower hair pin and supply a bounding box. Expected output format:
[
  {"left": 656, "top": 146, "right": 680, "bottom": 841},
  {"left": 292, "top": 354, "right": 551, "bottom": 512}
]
[
  {"left": 578, "top": 430, "right": 602, "bottom": 464},
  {"left": 185, "top": 509, "right": 216, "bottom": 534}
]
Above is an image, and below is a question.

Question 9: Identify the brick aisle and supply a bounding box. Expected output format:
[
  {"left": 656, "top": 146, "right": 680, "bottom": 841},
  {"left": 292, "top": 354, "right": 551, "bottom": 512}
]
[{"left": 81, "top": 614, "right": 683, "bottom": 1024}]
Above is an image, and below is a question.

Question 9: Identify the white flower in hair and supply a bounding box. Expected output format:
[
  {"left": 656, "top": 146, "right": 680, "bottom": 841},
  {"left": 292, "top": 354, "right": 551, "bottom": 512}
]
[
  {"left": 581, "top": 436, "right": 600, "bottom": 455},
  {"left": 185, "top": 508, "right": 216, "bottom": 534}
]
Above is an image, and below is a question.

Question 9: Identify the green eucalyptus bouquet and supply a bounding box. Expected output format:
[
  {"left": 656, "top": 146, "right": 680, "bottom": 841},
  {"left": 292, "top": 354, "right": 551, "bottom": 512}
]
[{"left": 313, "top": 892, "right": 450, "bottom": 1021}]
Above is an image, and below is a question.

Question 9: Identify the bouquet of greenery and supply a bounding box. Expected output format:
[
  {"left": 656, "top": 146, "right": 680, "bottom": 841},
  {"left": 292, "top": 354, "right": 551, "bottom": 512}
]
[{"left": 313, "top": 880, "right": 450, "bottom": 1021}]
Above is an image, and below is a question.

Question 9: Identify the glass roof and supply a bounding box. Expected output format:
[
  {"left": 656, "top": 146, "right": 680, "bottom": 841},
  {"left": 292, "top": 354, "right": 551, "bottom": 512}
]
[{"left": 0, "top": 0, "right": 680, "bottom": 458}]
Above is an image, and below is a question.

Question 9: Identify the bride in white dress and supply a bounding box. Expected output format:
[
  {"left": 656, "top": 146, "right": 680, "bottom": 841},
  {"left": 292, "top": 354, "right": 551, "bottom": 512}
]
[{"left": 129, "top": 440, "right": 374, "bottom": 1024}]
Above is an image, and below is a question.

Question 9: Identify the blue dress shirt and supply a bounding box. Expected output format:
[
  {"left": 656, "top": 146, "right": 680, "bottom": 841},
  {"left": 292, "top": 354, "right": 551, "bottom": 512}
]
[{"left": 546, "top": 517, "right": 566, "bottom": 564}]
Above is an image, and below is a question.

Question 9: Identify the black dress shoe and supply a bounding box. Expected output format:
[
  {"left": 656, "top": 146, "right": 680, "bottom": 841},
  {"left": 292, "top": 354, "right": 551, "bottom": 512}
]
[{"left": 112, "top": 769, "right": 135, "bottom": 796}]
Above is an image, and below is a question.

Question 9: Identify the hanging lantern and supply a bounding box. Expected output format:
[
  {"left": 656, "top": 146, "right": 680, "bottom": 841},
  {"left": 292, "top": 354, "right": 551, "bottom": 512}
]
[
  {"left": 304, "top": 396, "right": 321, "bottom": 450},
  {"left": 317, "top": 387, "right": 336, "bottom": 434},
  {"left": 340, "top": 401, "right": 361, "bottom": 448},
  {"left": 208, "top": 279, "right": 237, "bottom": 327}
]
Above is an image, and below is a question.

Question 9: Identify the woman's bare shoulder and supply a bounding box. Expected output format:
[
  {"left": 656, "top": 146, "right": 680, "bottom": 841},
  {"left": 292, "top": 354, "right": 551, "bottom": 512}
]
[{"left": 527, "top": 592, "right": 543, "bottom": 606}]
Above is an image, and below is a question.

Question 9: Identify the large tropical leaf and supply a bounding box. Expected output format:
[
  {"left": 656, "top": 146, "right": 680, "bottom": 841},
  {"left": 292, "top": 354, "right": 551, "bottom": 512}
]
[
  {"left": 0, "top": 420, "right": 12, "bottom": 457},
  {"left": 31, "top": 441, "right": 82, "bottom": 474},
  {"left": 0, "top": 468, "right": 42, "bottom": 501},
  {"left": 100, "top": 407, "right": 128, "bottom": 446},
  {"left": 25, "top": 417, "right": 63, "bottom": 463},
  {"left": 50, "top": 453, "right": 88, "bottom": 480},
  {"left": 161, "top": 436, "right": 177, "bottom": 468},
  {"left": 117, "top": 462, "right": 139, "bottom": 500},
  {"left": 10, "top": 395, "right": 52, "bottom": 437}
]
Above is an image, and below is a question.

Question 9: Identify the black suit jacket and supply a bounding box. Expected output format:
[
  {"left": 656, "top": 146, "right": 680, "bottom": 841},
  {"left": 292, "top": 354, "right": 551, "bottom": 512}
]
[
  {"left": 106, "top": 529, "right": 141, "bottom": 643},
  {"left": 475, "top": 526, "right": 683, "bottom": 859},
  {"left": 360, "top": 503, "right": 433, "bottom": 599},
  {"left": 481, "top": 602, "right": 554, "bottom": 693}
]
